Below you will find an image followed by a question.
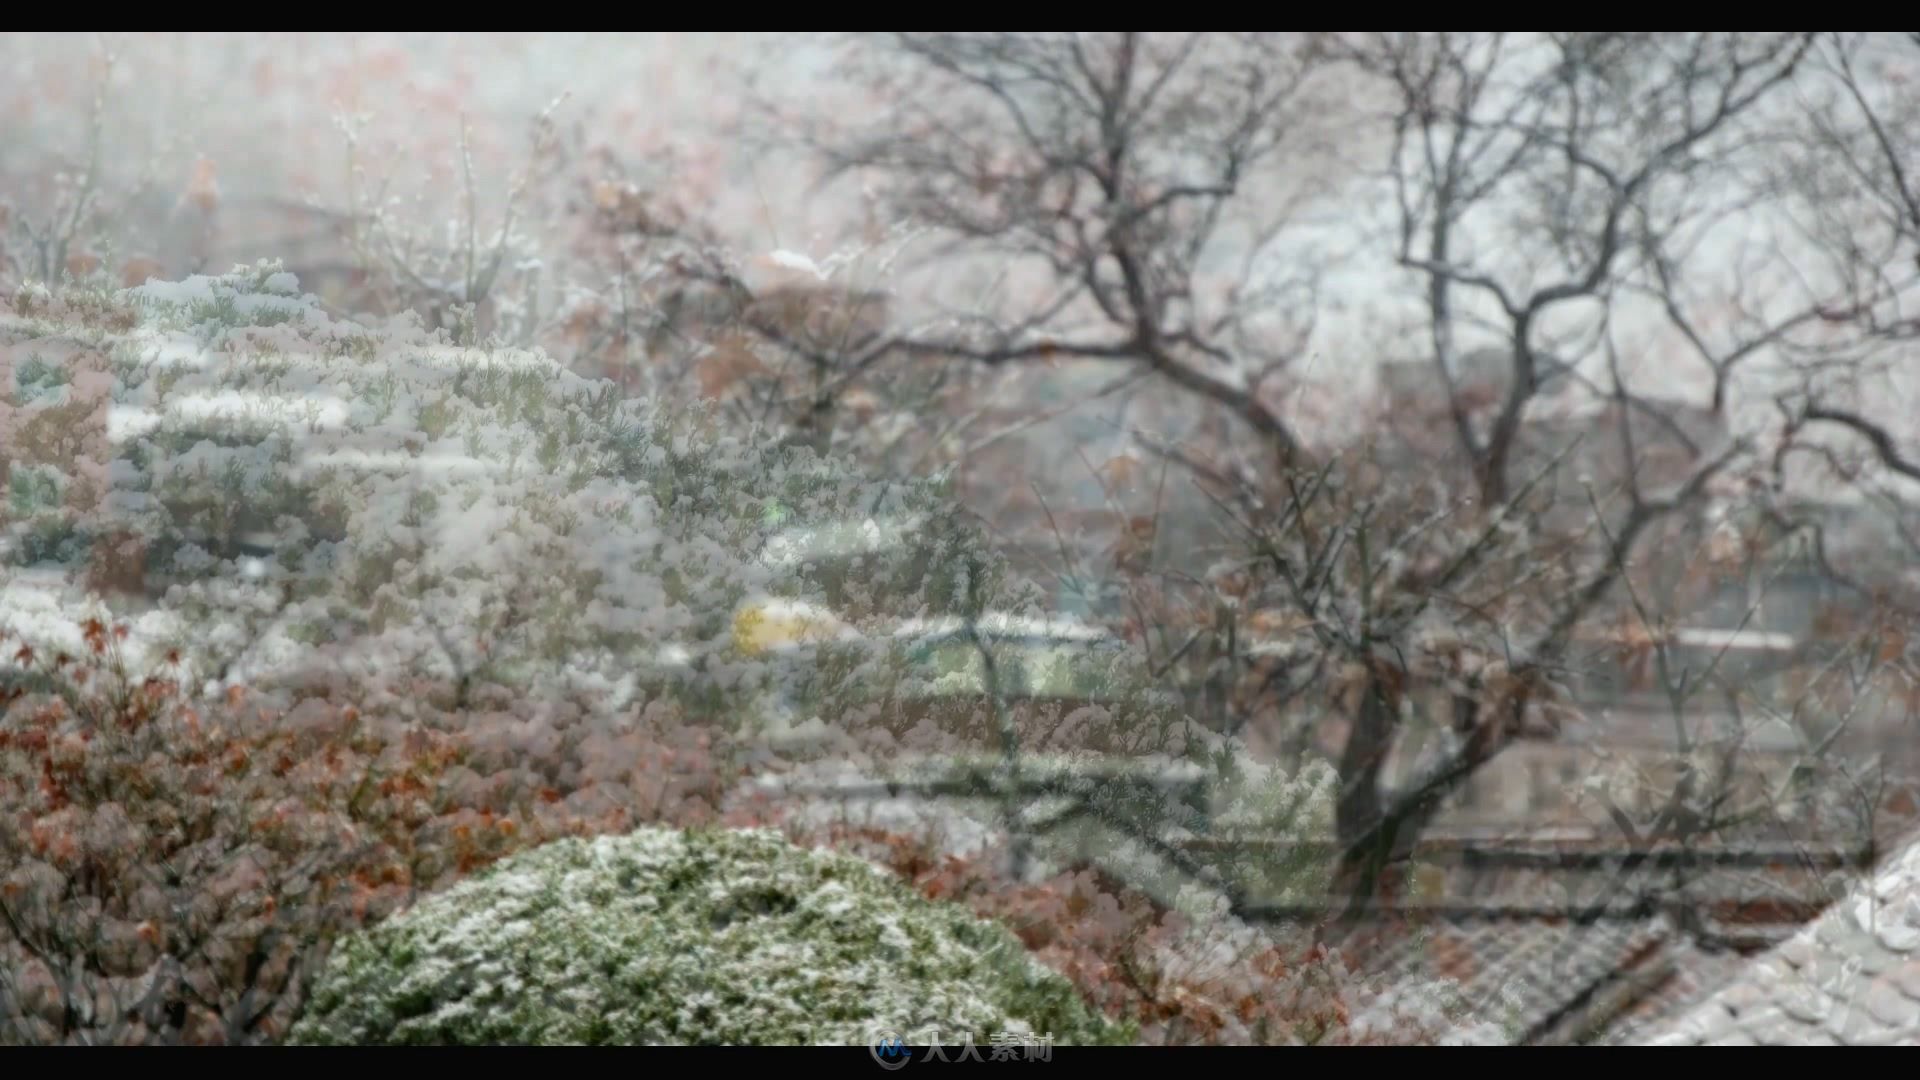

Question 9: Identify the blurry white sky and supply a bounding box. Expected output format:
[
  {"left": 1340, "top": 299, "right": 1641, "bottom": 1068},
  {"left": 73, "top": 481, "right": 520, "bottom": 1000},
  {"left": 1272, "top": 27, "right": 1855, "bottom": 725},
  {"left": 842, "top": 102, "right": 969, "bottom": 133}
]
[
  {"left": 3, "top": 33, "right": 855, "bottom": 249},
  {"left": 5, "top": 31, "right": 1911, "bottom": 454}
]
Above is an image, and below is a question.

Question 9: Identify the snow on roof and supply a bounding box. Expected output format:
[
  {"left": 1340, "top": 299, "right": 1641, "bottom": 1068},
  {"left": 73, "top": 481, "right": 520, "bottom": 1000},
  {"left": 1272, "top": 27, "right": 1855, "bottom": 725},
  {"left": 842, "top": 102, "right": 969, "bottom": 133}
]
[
  {"left": 885, "top": 611, "right": 1115, "bottom": 644},
  {"left": 757, "top": 514, "right": 928, "bottom": 568},
  {"left": 1667, "top": 627, "right": 1800, "bottom": 652},
  {"left": 1639, "top": 832, "right": 1920, "bottom": 1045}
]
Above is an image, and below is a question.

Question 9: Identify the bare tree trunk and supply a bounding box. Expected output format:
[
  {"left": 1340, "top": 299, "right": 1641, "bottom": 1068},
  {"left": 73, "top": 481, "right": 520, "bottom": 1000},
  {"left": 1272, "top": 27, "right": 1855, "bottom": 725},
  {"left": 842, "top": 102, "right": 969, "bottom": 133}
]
[{"left": 1334, "top": 672, "right": 1400, "bottom": 895}]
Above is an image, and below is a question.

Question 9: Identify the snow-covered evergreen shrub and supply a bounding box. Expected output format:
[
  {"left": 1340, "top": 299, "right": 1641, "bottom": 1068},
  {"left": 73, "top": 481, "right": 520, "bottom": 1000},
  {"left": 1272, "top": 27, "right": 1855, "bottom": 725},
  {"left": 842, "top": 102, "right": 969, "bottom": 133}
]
[{"left": 288, "top": 826, "right": 1133, "bottom": 1046}]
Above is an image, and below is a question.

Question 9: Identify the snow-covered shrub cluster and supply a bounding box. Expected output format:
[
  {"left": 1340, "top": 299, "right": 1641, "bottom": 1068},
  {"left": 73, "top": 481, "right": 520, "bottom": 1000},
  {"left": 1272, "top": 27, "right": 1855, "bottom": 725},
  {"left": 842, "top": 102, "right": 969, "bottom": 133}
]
[
  {"left": 0, "top": 265, "right": 1039, "bottom": 739},
  {"left": 288, "top": 826, "right": 1132, "bottom": 1046}
]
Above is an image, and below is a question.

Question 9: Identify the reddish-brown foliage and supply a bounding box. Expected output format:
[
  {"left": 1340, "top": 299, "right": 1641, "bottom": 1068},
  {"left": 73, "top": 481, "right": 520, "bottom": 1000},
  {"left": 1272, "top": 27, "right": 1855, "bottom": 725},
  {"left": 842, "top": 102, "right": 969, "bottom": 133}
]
[{"left": 0, "top": 617, "right": 733, "bottom": 1045}]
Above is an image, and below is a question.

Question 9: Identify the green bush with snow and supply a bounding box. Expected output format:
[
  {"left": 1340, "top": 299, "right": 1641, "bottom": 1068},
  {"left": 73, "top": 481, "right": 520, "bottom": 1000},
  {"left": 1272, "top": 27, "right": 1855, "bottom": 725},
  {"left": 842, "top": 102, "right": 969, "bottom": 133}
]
[{"left": 288, "top": 827, "right": 1133, "bottom": 1046}]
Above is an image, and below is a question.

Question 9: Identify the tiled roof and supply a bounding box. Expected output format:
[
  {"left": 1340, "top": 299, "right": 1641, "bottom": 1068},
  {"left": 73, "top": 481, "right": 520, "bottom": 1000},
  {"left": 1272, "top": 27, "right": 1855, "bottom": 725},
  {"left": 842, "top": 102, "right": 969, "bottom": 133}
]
[
  {"left": 1315, "top": 849, "right": 1854, "bottom": 1044},
  {"left": 1341, "top": 914, "right": 1673, "bottom": 1044},
  {"left": 1638, "top": 835, "right": 1920, "bottom": 1045},
  {"left": 1597, "top": 941, "right": 1753, "bottom": 1045},
  {"left": 1421, "top": 853, "right": 1845, "bottom": 936}
]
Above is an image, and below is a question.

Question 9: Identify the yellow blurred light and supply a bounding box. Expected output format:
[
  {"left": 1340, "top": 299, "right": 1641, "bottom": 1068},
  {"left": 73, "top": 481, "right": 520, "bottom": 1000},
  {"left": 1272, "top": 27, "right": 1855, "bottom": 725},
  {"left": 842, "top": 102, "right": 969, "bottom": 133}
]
[{"left": 732, "top": 599, "right": 850, "bottom": 657}]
